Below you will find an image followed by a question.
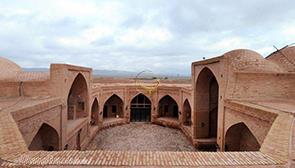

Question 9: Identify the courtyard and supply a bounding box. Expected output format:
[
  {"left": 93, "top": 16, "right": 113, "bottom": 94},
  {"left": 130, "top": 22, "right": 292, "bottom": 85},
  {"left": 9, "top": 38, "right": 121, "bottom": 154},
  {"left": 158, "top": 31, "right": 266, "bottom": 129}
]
[{"left": 86, "top": 123, "right": 196, "bottom": 151}]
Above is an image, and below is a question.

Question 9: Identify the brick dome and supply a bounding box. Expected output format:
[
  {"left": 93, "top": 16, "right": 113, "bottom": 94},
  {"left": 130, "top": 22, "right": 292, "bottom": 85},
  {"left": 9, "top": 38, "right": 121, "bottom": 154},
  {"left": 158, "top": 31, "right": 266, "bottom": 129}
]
[
  {"left": 266, "top": 46, "right": 295, "bottom": 72},
  {"left": 223, "top": 49, "right": 283, "bottom": 73},
  {"left": 0, "top": 57, "right": 22, "bottom": 80}
]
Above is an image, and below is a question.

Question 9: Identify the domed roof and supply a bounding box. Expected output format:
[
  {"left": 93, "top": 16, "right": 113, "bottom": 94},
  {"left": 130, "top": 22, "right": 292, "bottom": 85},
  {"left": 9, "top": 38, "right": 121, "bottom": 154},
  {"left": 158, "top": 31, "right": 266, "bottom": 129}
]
[
  {"left": 0, "top": 57, "right": 22, "bottom": 80},
  {"left": 266, "top": 46, "right": 295, "bottom": 72},
  {"left": 223, "top": 49, "right": 283, "bottom": 73}
]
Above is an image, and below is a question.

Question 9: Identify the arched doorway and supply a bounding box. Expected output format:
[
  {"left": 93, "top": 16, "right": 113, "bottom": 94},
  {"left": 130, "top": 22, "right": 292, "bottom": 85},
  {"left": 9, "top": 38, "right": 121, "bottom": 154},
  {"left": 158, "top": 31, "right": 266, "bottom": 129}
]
[
  {"left": 130, "top": 93, "right": 151, "bottom": 122},
  {"left": 29, "top": 123, "right": 59, "bottom": 151},
  {"left": 67, "top": 73, "right": 88, "bottom": 120},
  {"left": 183, "top": 99, "right": 192, "bottom": 126},
  {"left": 103, "top": 94, "right": 124, "bottom": 119},
  {"left": 90, "top": 98, "right": 99, "bottom": 126},
  {"left": 209, "top": 77, "right": 218, "bottom": 138},
  {"left": 195, "top": 67, "right": 218, "bottom": 139},
  {"left": 158, "top": 95, "right": 179, "bottom": 119},
  {"left": 225, "top": 122, "right": 260, "bottom": 151}
]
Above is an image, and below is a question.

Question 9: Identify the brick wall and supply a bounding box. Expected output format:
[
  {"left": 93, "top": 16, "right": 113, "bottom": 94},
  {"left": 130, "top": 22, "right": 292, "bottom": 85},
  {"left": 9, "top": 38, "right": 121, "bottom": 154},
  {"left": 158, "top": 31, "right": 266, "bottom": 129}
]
[
  {"left": 230, "top": 73, "right": 295, "bottom": 100},
  {"left": 260, "top": 113, "right": 294, "bottom": 162},
  {"left": 66, "top": 124, "right": 88, "bottom": 150},
  {"left": 224, "top": 108, "right": 274, "bottom": 146},
  {"left": 0, "top": 82, "right": 19, "bottom": 97},
  {"left": 16, "top": 106, "right": 61, "bottom": 148},
  {"left": 23, "top": 81, "right": 50, "bottom": 97}
]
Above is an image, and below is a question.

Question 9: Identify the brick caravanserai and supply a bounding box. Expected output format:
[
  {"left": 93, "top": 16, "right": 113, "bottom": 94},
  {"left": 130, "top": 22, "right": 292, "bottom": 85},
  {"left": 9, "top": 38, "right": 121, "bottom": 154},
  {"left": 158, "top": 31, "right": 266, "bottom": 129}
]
[{"left": 0, "top": 47, "right": 295, "bottom": 167}]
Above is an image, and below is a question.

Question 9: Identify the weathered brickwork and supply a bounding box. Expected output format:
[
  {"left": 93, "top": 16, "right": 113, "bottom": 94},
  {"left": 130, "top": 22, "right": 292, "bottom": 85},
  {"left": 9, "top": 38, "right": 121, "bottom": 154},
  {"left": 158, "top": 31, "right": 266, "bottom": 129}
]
[
  {"left": 0, "top": 46, "right": 294, "bottom": 167},
  {"left": 0, "top": 111, "right": 28, "bottom": 160},
  {"left": 231, "top": 72, "right": 295, "bottom": 100},
  {"left": 3, "top": 151, "right": 279, "bottom": 167},
  {"left": 23, "top": 81, "right": 51, "bottom": 97},
  {"left": 260, "top": 113, "right": 294, "bottom": 162},
  {"left": 191, "top": 47, "right": 295, "bottom": 165},
  {"left": 266, "top": 47, "right": 295, "bottom": 72},
  {"left": 66, "top": 119, "right": 89, "bottom": 150},
  {"left": 16, "top": 105, "right": 61, "bottom": 148},
  {"left": 224, "top": 108, "right": 273, "bottom": 145}
]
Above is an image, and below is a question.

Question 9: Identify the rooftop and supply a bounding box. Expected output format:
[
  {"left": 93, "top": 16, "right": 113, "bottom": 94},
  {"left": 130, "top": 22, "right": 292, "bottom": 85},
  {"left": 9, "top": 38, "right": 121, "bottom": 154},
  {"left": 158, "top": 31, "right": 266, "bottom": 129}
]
[{"left": 3, "top": 151, "right": 280, "bottom": 167}]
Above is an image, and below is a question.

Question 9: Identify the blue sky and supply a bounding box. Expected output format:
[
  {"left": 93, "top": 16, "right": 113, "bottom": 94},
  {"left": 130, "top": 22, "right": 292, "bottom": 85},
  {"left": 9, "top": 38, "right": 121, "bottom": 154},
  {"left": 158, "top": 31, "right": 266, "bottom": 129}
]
[{"left": 0, "top": 0, "right": 294, "bottom": 75}]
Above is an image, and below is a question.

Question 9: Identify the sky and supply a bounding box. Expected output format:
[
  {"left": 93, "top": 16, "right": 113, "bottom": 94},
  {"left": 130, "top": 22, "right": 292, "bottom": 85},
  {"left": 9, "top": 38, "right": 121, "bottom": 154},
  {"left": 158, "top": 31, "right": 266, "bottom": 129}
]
[{"left": 0, "top": 0, "right": 294, "bottom": 75}]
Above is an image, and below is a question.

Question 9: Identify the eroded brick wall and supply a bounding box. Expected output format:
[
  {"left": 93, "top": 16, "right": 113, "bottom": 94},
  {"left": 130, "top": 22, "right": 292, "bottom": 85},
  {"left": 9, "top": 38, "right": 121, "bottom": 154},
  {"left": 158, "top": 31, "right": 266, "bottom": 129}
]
[
  {"left": 66, "top": 124, "right": 88, "bottom": 150},
  {"left": 230, "top": 73, "right": 295, "bottom": 100},
  {"left": 0, "top": 82, "right": 19, "bottom": 97},
  {"left": 15, "top": 106, "right": 61, "bottom": 148},
  {"left": 224, "top": 108, "right": 273, "bottom": 146},
  {"left": 23, "top": 81, "right": 50, "bottom": 97}
]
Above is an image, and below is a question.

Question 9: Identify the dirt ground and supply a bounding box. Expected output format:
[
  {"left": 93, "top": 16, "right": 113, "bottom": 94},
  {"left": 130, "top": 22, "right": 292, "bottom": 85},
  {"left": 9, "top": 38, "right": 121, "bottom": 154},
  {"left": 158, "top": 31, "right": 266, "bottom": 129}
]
[{"left": 86, "top": 123, "right": 196, "bottom": 151}]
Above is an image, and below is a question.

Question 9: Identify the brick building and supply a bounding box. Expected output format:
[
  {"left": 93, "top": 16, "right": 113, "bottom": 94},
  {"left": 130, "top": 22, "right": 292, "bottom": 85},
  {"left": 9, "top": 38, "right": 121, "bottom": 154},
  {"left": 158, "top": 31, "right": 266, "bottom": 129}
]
[{"left": 0, "top": 47, "right": 294, "bottom": 167}]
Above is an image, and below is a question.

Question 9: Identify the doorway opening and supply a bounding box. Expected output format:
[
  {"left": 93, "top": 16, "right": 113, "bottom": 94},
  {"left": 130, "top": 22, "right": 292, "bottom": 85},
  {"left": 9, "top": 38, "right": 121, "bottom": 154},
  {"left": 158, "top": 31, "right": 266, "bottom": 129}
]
[{"left": 130, "top": 93, "right": 151, "bottom": 122}]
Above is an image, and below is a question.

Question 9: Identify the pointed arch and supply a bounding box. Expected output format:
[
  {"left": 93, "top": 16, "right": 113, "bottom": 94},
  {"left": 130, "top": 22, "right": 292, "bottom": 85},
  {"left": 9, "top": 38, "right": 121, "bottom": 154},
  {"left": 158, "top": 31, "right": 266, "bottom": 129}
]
[
  {"left": 130, "top": 92, "right": 151, "bottom": 104},
  {"left": 67, "top": 73, "right": 89, "bottom": 120},
  {"left": 158, "top": 94, "right": 179, "bottom": 108},
  {"left": 29, "top": 123, "right": 59, "bottom": 151},
  {"left": 103, "top": 94, "right": 124, "bottom": 119},
  {"left": 90, "top": 98, "right": 99, "bottom": 125},
  {"left": 130, "top": 93, "right": 152, "bottom": 122},
  {"left": 225, "top": 122, "right": 260, "bottom": 151},
  {"left": 194, "top": 67, "right": 219, "bottom": 139},
  {"left": 158, "top": 95, "right": 179, "bottom": 118},
  {"left": 183, "top": 99, "right": 192, "bottom": 126}
]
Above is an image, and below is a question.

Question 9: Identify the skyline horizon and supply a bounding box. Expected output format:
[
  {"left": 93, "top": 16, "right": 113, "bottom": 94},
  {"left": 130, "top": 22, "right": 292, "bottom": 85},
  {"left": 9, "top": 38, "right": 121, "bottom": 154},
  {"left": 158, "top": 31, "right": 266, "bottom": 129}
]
[{"left": 1, "top": 0, "right": 294, "bottom": 75}]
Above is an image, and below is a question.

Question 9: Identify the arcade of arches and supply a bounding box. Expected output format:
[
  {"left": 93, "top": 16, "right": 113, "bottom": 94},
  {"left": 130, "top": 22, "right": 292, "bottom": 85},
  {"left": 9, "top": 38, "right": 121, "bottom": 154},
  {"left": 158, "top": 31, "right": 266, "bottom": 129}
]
[
  {"left": 103, "top": 94, "right": 124, "bottom": 119},
  {"left": 158, "top": 95, "right": 179, "bottom": 119},
  {"left": 27, "top": 73, "right": 263, "bottom": 154},
  {"left": 67, "top": 74, "right": 89, "bottom": 120},
  {"left": 28, "top": 73, "right": 261, "bottom": 153},
  {"left": 28, "top": 69, "right": 263, "bottom": 154},
  {"left": 2, "top": 47, "right": 295, "bottom": 167},
  {"left": 29, "top": 124, "right": 59, "bottom": 151}
]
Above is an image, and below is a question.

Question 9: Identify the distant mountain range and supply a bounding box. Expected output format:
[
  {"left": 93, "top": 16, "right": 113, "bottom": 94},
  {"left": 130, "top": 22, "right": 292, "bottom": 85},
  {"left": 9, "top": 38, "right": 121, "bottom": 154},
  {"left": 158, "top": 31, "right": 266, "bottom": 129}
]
[
  {"left": 93, "top": 69, "right": 138, "bottom": 77},
  {"left": 23, "top": 68, "right": 190, "bottom": 78}
]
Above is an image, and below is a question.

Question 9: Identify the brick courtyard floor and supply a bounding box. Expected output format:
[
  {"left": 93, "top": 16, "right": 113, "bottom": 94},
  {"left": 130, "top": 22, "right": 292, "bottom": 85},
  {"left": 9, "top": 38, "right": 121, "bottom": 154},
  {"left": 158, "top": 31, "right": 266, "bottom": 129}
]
[{"left": 86, "top": 123, "right": 196, "bottom": 151}]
